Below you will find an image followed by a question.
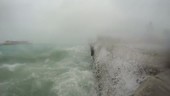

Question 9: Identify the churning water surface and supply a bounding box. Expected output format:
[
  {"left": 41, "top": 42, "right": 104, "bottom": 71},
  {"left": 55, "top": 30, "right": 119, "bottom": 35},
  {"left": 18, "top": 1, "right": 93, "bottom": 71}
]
[{"left": 0, "top": 44, "right": 95, "bottom": 96}]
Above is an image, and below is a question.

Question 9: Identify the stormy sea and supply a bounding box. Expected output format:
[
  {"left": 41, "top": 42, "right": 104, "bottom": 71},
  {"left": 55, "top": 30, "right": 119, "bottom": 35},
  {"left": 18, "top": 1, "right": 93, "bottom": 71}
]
[{"left": 0, "top": 44, "right": 95, "bottom": 96}]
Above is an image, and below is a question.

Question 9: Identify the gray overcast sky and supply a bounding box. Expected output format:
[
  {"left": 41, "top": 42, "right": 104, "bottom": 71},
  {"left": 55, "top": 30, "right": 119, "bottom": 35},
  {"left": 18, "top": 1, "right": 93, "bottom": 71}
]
[{"left": 0, "top": 0, "right": 170, "bottom": 43}]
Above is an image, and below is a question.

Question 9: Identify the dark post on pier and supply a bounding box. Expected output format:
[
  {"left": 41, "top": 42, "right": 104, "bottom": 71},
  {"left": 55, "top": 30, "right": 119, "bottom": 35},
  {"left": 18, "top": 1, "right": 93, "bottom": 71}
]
[{"left": 90, "top": 45, "right": 95, "bottom": 61}]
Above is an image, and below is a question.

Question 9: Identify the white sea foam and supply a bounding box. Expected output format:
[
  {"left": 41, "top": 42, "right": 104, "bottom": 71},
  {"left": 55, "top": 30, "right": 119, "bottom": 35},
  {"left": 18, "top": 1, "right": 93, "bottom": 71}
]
[
  {"left": 65, "top": 46, "right": 87, "bottom": 53},
  {"left": 0, "top": 63, "right": 25, "bottom": 71}
]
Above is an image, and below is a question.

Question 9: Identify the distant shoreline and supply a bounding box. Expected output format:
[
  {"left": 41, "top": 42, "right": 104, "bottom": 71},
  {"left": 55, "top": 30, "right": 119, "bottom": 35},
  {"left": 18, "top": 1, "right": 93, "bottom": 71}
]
[{"left": 0, "top": 41, "right": 31, "bottom": 46}]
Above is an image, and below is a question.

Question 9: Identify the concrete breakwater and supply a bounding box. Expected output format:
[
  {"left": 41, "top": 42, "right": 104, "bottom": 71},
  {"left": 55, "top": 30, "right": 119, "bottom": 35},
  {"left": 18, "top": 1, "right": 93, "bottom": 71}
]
[{"left": 91, "top": 37, "right": 170, "bottom": 96}]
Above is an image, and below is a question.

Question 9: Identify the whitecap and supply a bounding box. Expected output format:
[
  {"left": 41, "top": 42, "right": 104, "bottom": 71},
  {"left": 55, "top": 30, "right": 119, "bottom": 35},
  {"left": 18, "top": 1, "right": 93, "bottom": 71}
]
[
  {"left": 0, "top": 63, "right": 25, "bottom": 71},
  {"left": 65, "top": 46, "right": 87, "bottom": 52}
]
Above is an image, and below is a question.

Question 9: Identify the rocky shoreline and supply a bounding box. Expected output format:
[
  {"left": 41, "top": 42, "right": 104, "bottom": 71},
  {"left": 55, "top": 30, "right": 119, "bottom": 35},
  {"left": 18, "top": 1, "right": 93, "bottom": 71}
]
[{"left": 91, "top": 37, "right": 170, "bottom": 96}]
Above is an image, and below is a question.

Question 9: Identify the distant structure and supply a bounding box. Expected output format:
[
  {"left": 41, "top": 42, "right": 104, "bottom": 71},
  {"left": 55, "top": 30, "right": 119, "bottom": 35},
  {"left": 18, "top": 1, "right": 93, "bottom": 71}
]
[{"left": 0, "top": 40, "right": 30, "bottom": 45}]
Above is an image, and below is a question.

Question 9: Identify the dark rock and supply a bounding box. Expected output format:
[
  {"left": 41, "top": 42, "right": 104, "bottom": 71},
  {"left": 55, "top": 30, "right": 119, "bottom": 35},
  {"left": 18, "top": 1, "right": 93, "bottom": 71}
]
[{"left": 134, "top": 70, "right": 170, "bottom": 96}]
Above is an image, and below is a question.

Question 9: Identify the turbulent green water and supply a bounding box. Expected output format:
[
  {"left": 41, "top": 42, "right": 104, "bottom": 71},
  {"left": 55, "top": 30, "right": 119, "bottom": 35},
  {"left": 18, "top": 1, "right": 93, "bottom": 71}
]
[{"left": 0, "top": 44, "right": 94, "bottom": 96}]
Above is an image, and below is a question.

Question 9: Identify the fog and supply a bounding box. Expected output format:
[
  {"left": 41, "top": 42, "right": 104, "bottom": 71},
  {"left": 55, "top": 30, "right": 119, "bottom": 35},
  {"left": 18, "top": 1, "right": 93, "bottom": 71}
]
[{"left": 0, "top": 0, "right": 170, "bottom": 44}]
